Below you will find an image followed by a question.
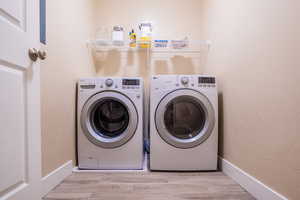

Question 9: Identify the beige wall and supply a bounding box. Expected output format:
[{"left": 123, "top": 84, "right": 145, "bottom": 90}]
[
  {"left": 41, "top": 0, "right": 96, "bottom": 176},
  {"left": 202, "top": 1, "right": 300, "bottom": 199}
]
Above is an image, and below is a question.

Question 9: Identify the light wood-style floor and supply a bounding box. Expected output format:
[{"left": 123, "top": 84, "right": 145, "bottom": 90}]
[{"left": 44, "top": 171, "right": 255, "bottom": 200}]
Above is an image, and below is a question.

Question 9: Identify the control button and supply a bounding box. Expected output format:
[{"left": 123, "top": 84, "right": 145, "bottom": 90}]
[
  {"left": 105, "top": 78, "right": 114, "bottom": 87},
  {"left": 181, "top": 77, "right": 189, "bottom": 85}
]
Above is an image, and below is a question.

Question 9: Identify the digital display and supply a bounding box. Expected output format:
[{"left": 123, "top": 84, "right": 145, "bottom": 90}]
[
  {"left": 198, "top": 77, "right": 215, "bottom": 84},
  {"left": 122, "top": 79, "right": 140, "bottom": 86}
]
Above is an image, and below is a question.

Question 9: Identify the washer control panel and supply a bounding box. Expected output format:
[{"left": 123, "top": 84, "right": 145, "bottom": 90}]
[
  {"left": 122, "top": 78, "right": 141, "bottom": 89},
  {"left": 79, "top": 77, "right": 142, "bottom": 91}
]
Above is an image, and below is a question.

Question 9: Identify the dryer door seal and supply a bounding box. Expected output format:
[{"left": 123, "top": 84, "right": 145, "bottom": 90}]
[
  {"left": 155, "top": 89, "right": 215, "bottom": 149},
  {"left": 81, "top": 91, "right": 138, "bottom": 148}
]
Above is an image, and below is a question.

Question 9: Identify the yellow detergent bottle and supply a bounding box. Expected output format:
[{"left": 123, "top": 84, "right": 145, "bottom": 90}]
[
  {"left": 138, "top": 22, "right": 152, "bottom": 48},
  {"left": 129, "top": 29, "right": 137, "bottom": 48}
]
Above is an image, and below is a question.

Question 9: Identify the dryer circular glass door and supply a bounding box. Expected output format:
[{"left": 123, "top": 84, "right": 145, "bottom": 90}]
[
  {"left": 81, "top": 91, "right": 138, "bottom": 148},
  {"left": 155, "top": 89, "right": 215, "bottom": 149}
]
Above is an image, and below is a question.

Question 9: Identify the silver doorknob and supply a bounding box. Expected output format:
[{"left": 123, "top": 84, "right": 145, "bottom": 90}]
[
  {"left": 28, "top": 48, "right": 47, "bottom": 61},
  {"left": 28, "top": 48, "right": 39, "bottom": 62},
  {"left": 38, "top": 50, "right": 47, "bottom": 60}
]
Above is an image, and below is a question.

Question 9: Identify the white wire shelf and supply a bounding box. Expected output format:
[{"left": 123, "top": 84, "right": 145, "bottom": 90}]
[{"left": 87, "top": 39, "right": 211, "bottom": 53}]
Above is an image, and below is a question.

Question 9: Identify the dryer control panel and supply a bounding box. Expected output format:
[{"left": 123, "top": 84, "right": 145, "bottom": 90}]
[
  {"left": 178, "top": 75, "right": 216, "bottom": 88},
  {"left": 152, "top": 75, "right": 216, "bottom": 91}
]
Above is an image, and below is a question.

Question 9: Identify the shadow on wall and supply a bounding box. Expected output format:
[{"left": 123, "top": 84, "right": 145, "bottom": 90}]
[
  {"left": 75, "top": 83, "right": 79, "bottom": 166},
  {"left": 91, "top": 50, "right": 209, "bottom": 77},
  {"left": 172, "top": 56, "right": 195, "bottom": 74},
  {"left": 92, "top": 49, "right": 121, "bottom": 76},
  {"left": 137, "top": 50, "right": 149, "bottom": 78},
  {"left": 218, "top": 92, "right": 224, "bottom": 158},
  {"left": 151, "top": 52, "right": 209, "bottom": 75},
  {"left": 91, "top": 49, "right": 149, "bottom": 78},
  {"left": 152, "top": 56, "right": 195, "bottom": 74}
]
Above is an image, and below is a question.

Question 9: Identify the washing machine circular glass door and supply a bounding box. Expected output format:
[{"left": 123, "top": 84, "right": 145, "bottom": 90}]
[
  {"left": 81, "top": 91, "right": 138, "bottom": 148},
  {"left": 155, "top": 89, "right": 215, "bottom": 149}
]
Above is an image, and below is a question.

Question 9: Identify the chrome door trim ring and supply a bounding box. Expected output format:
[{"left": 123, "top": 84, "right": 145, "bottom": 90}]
[
  {"left": 81, "top": 91, "right": 138, "bottom": 148},
  {"left": 155, "top": 89, "right": 215, "bottom": 149}
]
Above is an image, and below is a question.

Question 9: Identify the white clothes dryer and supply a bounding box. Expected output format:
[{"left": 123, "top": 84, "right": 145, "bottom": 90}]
[{"left": 150, "top": 75, "right": 218, "bottom": 171}]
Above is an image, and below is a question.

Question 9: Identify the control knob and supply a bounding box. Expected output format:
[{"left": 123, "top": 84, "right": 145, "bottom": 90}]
[
  {"left": 181, "top": 77, "right": 189, "bottom": 85},
  {"left": 105, "top": 78, "right": 114, "bottom": 87}
]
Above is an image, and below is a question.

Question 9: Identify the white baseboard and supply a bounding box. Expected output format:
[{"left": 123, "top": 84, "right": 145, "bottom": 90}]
[
  {"left": 219, "top": 158, "right": 288, "bottom": 200},
  {"left": 41, "top": 160, "right": 73, "bottom": 196}
]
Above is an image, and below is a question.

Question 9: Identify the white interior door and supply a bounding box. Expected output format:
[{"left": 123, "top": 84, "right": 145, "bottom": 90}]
[{"left": 0, "top": 0, "right": 42, "bottom": 199}]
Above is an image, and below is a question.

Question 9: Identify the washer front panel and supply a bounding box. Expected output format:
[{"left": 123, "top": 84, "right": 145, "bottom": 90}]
[
  {"left": 155, "top": 89, "right": 215, "bottom": 149},
  {"left": 81, "top": 91, "right": 138, "bottom": 148}
]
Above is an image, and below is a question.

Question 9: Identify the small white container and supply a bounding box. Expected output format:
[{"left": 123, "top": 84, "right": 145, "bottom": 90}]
[{"left": 112, "top": 26, "right": 124, "bottom": 46}]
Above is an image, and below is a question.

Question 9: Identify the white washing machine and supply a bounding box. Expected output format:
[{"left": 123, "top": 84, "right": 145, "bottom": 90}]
[
  {"left": 150, "top": 75, "right": 218, "bottom": 171},
  {"left": 77, "top": 77, "right": 144, "bottom": 170}
]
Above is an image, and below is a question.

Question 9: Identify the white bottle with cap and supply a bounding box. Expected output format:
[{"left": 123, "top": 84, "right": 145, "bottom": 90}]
[{"left": 112, "top": 26, "right": 124, "bottom": 46}]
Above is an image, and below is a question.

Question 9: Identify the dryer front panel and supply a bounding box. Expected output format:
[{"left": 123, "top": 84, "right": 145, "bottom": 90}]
[
  {"left": 81, "top": 91, "right": 138, "bottom": 148},
  {"left": 155, "top": 89, "right": 215, "bottom": 149}
]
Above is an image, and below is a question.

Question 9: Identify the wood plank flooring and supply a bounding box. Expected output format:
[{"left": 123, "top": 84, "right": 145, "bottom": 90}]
[{"left": 44, "top": 171, "right": 255, "bottom": 200}]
